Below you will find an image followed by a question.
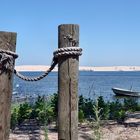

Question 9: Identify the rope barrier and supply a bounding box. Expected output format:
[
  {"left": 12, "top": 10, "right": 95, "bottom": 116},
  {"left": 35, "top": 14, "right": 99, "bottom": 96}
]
[{"left": 0, "top": 47, "right": 82, "bottom": 81}]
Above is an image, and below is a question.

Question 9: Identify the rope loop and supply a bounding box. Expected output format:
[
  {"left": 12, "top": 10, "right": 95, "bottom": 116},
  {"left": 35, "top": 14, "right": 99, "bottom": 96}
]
[
  {"left": 0, "top": 49, "right": 18, "bottom": 74},
  {"left": 53, "top": 47, "right": 82, "bottom": 58}
]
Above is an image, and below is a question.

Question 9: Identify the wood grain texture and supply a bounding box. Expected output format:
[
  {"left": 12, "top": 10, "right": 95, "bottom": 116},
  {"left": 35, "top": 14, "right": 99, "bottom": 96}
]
[
  {"left": 0, "top": 31, "right": 17, "bottom": 140},
  {"left": 58, "top": 24, "right": 79, "bottom": 140}
]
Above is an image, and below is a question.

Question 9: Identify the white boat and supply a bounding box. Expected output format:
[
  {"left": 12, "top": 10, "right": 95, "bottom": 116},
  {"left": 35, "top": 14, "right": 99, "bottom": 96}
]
[{"left": 112, "top": 87, "right": 140, "bottom": 97}]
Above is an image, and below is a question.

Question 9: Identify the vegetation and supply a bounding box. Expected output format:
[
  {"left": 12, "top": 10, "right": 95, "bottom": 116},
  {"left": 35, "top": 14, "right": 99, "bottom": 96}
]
[
  {"left": 10, "top": 93, "right": 140, "bottom": 131},
  {"left": 10, "top": 104, "right": 19, "bottom": 130},
  {"left": 44, "top": 124, "right": 49, "bottom": 140},
  {"left": 11, "top": 96, "right": 54, "bottom": 127},
  {"left": 78, "top": 96, "right": 140, "bottom": 123},
  {"left": 92, "top": 100, "right": 102, "bottom": 140}
]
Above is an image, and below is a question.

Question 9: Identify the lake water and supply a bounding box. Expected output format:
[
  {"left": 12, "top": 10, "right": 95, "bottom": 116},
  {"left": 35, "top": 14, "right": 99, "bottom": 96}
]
[{"left": 13, "top": 71, "right": 140, "bottom": 102}]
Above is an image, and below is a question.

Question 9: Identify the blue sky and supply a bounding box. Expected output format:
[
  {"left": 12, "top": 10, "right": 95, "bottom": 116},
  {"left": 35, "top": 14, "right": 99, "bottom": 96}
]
[{"left": 0, "top": 0, "right": 140, "bottom": 66}]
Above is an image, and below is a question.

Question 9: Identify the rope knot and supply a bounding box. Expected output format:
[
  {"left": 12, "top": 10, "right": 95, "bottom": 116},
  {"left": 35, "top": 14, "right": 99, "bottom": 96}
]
[{"left": 0, "top": 49, "right": 18, "bottom": 74}]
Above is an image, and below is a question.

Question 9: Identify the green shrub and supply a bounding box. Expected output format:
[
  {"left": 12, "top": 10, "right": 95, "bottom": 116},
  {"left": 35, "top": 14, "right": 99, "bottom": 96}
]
[
  {"left": 50, "top": 93, "right": 58, "bottom": 119},
  {"left": 97, "top": 96, "right": 110, "bottom": 120},
  {"left": 109, "top": 100, "right": 122, "bottom": 120},
  {"left": 79, "top": 95, "right": 85, "bottom": 110},
  {"left": 38, "top": 103, "right": 54, "bottom": 124},
  {"left": 135, "top": 104, "right": 140, "bottom": 111},
  {"left": 123, "top": 98, "right": 138, "bottom": 112},
  {"left": 114, "top": 109, "right": 126, "bottom": 123},
  {"left": 17, "top": 102, "right": 32, "bottom": 124},
  {"left": 32, "top": 95, "right": 55, "bottom": 124},
  {"left": 10, "top": 107, "right": 19, "bottom": 130},
  {"left": 32, "top": 96, "right": 46, "bottom": 120},
  {"left": 92, "top": 100, "right": 102, "bottom": 140},
  {"left": 79, "top": 109, "right": 85, "bottom": 123},
  {"left": 79, "top": 95, "right": 94, "bottom": 118}
]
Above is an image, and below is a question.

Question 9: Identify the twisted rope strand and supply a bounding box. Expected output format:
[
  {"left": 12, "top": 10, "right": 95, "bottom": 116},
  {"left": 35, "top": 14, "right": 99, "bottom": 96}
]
[
  {"left": 54, "top": 47, "right": 82, "bottom": 58},
  {"left": 0, "top": 49, "right": 18, "bottom": 59},
  {"left": 53, "top": 47, "right": 82, "bottom": 54},
  {"left": 14, "top": 58, "right": 57, "bottom": 81}
]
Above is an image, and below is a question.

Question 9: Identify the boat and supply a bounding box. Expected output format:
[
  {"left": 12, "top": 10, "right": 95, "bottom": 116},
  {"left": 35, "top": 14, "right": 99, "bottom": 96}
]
[{"left": 112, "top": 87, "right": 140, "bottom": 97}]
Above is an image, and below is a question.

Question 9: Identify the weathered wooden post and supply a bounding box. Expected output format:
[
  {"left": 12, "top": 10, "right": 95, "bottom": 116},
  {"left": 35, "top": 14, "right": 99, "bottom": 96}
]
[
  {"left": 58, "top": 24, "right": 79, "bottom": 140},
  {"left": 0, "top": 32, "right": 17, "bottom": 140}
]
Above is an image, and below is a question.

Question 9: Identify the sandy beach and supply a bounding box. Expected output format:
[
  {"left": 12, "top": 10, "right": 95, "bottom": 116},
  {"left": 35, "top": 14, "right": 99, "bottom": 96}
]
[
  {"left": 9, "top": 112, "right": 140, "bottom": 140},
  {"left": 15, "top": 65, "right": 140, "bottom": 72}
]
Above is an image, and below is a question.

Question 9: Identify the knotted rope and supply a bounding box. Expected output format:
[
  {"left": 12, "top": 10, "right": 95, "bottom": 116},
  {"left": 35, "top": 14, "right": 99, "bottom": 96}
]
[
  {"left": 0, "top": 49, "right": 18, "bottom": 74},
  {"left": 0, "top": 47, "right": 82, "bottom": 81}
]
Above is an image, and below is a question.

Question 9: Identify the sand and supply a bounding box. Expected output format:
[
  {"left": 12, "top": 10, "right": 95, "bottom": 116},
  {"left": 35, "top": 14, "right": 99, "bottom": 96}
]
[
  {"left": 9, "top": 112, "right": 140, "bottom": 140},
  {"left": 15, "top": 65, "right": 140, "bottom": 72}
]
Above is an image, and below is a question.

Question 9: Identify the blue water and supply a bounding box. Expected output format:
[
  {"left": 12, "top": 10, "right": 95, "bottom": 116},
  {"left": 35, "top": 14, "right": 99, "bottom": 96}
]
[{"left": 13, "top": 71, "right": 140, "bottom": 102}]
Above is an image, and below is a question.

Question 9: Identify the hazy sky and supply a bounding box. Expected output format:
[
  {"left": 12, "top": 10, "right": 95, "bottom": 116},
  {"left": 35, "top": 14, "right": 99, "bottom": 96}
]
[{"left": 0, "top": 0, "right": 140, "bottom": 66}]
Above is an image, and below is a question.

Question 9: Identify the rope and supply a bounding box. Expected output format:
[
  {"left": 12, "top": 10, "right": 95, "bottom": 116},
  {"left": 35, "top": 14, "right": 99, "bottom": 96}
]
[
  {"left": 12, "top": 47, "right": 82, "bottom": 81},
  {"left": 0, "top": 49, "right": 18, "bottom": 74},
  {"left": 54, "top": 47, "right": 82, "bottom": 58},
  {"left": 0, "top": 49, "right": 18, "bottom": 59},
  {"left": 14, "top": 58, "right": 57, "bottom": 81}
]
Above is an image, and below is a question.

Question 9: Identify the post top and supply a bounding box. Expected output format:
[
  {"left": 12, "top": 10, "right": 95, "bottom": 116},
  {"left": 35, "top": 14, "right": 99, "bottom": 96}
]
[
  {"left": 0, "top": 31, "right": 17, "bottom": 34},
  {"left": 58, "top": 24, "right": 79, "bottom": 28}
]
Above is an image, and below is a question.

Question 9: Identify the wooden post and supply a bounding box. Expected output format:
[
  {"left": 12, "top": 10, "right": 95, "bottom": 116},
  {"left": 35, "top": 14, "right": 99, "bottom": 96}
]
[
  {"left": 0, "top": 31, "right": 17, "bottom": 140},
  {"left": 58, "top": 24, "right": 79, "bottom": 140}
]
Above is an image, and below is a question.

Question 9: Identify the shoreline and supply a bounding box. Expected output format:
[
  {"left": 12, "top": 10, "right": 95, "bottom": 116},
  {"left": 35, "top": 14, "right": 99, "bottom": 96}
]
[{"left": 15, "top": 65, "right": 140, "bottom": 72}]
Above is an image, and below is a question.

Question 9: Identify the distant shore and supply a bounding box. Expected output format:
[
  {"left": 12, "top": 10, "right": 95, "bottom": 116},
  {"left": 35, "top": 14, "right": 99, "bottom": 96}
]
[{"left": 15, "top": 65, "right": 140, "bottom": 72}]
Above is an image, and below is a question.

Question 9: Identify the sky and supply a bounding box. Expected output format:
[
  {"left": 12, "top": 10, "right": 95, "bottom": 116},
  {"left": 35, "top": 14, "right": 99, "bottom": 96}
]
[{"left": 0, "top": 0, "right": 140, "bottom": 66}]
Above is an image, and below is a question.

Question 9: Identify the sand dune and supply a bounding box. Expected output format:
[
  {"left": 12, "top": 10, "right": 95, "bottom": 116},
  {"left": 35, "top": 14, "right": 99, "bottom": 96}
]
[
  {"left": 79, "top": 66, "right": 140, "bottom": 71},
  {"left": 15, "top": 65, "right": 58, "bottom": 72},
  {"left": 15, "top": 65, "right": 140, "bottom": 72}
]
